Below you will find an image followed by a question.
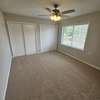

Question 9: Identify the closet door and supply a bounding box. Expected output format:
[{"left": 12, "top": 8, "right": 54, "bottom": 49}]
[
  {"left": 23, "top": 23, "right": 36, "bottom": 55},
  {"left": 40, "top": 24, "right": 57, "bottom": 52},
  {"left": 7, "top": 22, "right": 25, "bottom": 57}
]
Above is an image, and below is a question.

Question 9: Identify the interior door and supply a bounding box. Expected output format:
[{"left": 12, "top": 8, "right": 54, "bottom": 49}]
[
  {"left": 40, "top": 24, "right": 57, "bottom": 52},
  {"left": 7, "top": 22, "right": 25, "bottom": 57},
  {"left": 23, "top": 23, "right": 36, "bottom": 55}
]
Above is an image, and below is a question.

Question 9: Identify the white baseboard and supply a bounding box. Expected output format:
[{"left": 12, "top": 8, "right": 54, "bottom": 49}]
[{"left": 57, "top": 49, "right": 100, "bottom": 71}]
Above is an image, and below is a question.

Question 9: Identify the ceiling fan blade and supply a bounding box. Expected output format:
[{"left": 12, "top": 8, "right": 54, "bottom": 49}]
[
  {"left": 62, "top": 15, "right": 70, "bottom": 17},
  {"left": 38, "top": 14, "right": 50, "bottom": 16},
  {"left": 45, "top": 8, "right": 52, "bottom": 12},
  {"left": 62, "top": 9, "right": 75, "bottom": 14}
]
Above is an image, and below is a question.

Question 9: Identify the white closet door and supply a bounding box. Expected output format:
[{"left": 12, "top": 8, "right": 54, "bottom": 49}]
[
  {"left": 23, "top": 24, "right": 36, "bottom": 55},
  {"left": 40, "top": 24, "right": 57, "bottom": 52},
  {"left": 7, "top": 22, "right": 25, "bottom": 57}
]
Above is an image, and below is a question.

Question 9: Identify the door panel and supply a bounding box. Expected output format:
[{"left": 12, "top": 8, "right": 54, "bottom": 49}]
[
  {"left": 23, "top": 24, "right": 36, "bottom": 55},
  {"left": 7, "top": 22, "right": 25, "bottom": 57},
  {"left": 40, "top": 24, "right": 57, "bottom": 52}
]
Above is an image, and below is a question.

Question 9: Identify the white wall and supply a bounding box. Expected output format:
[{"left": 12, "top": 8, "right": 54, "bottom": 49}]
[
  {"left": 58, "top": 11, "right": 100, "bottom": 69},
  {"left": 4, "top": 13, "right": 55, "bottom": 25},
  {"left": 0, "top": 11, "right": 12, "bottom": 100}
]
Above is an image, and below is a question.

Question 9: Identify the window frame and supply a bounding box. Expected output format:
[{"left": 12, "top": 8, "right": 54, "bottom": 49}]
[{"left": 61, "top": 23, "right": 89, "bottom": 51}]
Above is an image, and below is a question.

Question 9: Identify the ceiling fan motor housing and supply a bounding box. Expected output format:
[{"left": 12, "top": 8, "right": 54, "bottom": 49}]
[{"left": 52, "top": 9, "right": 60, "bottom": 16}]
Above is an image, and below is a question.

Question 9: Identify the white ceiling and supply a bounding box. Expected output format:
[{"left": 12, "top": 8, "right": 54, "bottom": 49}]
[{"left": 0, "top": 0, "right": 100, "bottom": 19}]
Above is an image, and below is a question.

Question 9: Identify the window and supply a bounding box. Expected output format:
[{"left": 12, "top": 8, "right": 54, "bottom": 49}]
[{"left": 61, "top": 24, "right": 89, "bottom": 50}]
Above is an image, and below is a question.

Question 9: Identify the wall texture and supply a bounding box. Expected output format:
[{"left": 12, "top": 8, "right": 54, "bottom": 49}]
[
  {"left": 4, "top": 13, "right": 56, "bottom": 25},
  {"left": 58, "top": 11, "right": 100, "bottom": 69},
  {"left": 0, "top": 11, "right": 12, "bottom": 100}
]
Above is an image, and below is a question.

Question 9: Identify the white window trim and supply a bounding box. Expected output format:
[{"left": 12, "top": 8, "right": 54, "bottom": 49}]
[{"left": 61, "top": 23, "right": 89, "bottom": 51}]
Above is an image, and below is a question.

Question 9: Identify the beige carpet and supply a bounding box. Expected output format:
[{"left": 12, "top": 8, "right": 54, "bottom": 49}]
[{"left": 5, "top": 51, "right": 100, "bottom": 100}]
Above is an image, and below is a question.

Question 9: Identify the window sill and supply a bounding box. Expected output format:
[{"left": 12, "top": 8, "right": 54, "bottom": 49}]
[{"left": 60, "top": 44, "right": 85, "bottom": 52}]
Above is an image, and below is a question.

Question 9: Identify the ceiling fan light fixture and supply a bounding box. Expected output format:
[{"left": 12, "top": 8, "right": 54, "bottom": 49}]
[{"left": 50, "top": 15, "right": 61, "bottom": 21}]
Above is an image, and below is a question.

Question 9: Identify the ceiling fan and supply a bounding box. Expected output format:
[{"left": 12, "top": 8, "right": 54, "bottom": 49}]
[{"left": 38, "top": 4, "right": 75, "bottom": 21}]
